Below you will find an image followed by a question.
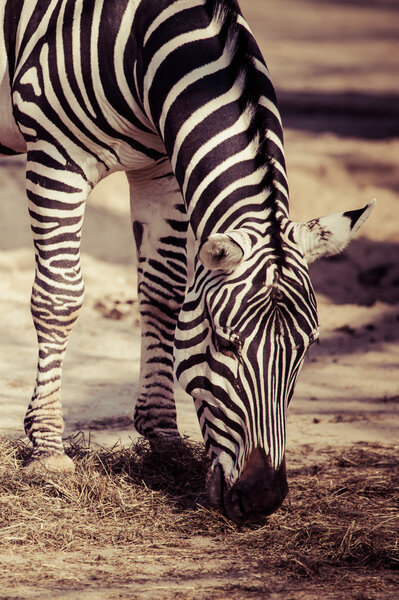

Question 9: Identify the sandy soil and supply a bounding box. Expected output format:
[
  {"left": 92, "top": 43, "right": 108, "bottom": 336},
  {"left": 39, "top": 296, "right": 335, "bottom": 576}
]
[{"left": 0, "top": 0, "right": 398, "bottom": 598}]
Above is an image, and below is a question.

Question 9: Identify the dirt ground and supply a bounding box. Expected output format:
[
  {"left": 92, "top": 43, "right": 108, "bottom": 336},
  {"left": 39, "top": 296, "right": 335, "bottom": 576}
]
[{"left": 0, "top": 0, "right": 398, "bottom": 598}]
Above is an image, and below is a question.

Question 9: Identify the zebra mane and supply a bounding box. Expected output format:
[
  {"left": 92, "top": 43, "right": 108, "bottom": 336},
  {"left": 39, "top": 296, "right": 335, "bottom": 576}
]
[{"left": 207, "top": 0, "right": 286, "bottom": 265}]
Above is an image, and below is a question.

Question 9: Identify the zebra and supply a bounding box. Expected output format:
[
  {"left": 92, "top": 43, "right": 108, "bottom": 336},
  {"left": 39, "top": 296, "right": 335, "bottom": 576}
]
[{"left": 0, "top": 0, "right": 374, "bottom": 522}]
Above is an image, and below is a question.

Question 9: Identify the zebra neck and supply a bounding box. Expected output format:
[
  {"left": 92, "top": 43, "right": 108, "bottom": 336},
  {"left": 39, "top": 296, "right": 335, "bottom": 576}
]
[
  {"left": 188, "top": 178, "right": 289, "bottom": 243},
  {"left": 135, "top": 0, "right": 289, "bottom": 240}
]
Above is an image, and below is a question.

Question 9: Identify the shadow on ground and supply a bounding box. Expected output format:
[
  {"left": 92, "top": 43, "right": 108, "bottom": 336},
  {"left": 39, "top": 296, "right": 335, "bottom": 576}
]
[
  {"left": 309, "top": 238, "right": 399, "bottom": 306},
  {"left": 279, "top": 91, "right": 399, "bottom": 140},
  {"left": 326, "top": 0, "right": 399, "bottom": 10}
]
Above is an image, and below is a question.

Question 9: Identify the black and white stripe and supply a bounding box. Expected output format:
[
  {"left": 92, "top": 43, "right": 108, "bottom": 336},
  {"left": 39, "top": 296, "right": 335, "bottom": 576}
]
[{"left": 1, "top": 0, "right": 374, "bottom": 517}]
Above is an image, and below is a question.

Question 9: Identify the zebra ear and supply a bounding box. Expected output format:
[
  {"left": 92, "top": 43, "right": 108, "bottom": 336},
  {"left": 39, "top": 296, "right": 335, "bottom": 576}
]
[
  {"left": 199, "top": 230, "right": 252, "bottom": 271},
  {"left": 294, "top": 200, "right": 376, "bottom": 264}
]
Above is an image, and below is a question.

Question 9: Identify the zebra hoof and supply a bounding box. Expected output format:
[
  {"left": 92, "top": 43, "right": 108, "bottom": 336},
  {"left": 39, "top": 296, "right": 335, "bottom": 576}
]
[
  {"left": 24, "top": 452, "right": 75, "bottom": 475},
  {"left": 148, "top": 429, "right": 181, "bottom": 450}
]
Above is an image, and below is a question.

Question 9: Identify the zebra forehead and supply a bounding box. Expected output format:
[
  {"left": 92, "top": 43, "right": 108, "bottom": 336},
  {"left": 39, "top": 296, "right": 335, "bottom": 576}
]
[
  {"left": 205, "top": 264, "right": 311, "bottom": 300},
  {"left": 205, "top": 264, "right": 318, "bottom": 333},
  {"left": 220, "top": 258, "right": 311, "bottom": 294}
]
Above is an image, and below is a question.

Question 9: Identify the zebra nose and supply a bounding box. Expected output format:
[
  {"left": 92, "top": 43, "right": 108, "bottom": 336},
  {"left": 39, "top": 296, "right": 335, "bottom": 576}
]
[{"left": 224, "top": 448, "right": 288, "bottom": 523}]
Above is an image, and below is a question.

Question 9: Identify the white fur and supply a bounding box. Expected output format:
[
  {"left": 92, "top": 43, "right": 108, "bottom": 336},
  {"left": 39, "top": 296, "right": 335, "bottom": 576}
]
[
  {"left": 199, "top": 230, "right": 252, "bottom": 271},
  {"left": 294, "top": 200, "right": 376, "bottom": 264}
]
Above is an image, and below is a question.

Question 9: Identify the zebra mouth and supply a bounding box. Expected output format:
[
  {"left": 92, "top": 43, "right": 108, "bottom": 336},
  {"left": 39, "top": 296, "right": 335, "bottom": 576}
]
[
  {"left": 223, "top": 483, "right": 287, "bottom": 524},
  {"left": 206, "top": 452, "right": 289, "bottom": 523},
  {"left": 206, "top": 463, "right": 258, "bottom": 523}
]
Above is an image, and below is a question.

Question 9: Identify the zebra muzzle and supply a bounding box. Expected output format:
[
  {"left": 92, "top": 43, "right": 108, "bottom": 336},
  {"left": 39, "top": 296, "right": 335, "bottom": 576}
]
[{"left": 222, "top": 448, "right": 288, "bottom": 523}]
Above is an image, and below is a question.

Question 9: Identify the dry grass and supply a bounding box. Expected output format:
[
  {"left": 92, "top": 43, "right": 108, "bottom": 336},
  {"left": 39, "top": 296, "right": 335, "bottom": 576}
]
[
  {"left": 0, "top": 435, "right": 397, "bottom": 579},
  {"left": 0, "top": 436, "right": 397, "bottom": 600}
]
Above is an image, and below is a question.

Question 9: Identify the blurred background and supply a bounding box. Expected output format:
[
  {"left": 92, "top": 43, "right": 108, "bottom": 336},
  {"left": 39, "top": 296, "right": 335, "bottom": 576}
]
[{"left": 0, "top": 0, "right": 398, "bottom": 447}]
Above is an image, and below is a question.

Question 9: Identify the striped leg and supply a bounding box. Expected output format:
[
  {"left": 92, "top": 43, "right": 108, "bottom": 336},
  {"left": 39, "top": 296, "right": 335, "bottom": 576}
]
[
  {"left": 24, "top": 153, "right": 91, "bottom": 473},
  {"left": 127, "top": 161, "right": 188, "bottom": 438}
]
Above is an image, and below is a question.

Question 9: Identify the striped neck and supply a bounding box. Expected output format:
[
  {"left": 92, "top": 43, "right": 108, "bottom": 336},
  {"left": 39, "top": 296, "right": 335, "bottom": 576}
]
[{"left": 135, "top": 0, "right": 289, "bottom": 240}]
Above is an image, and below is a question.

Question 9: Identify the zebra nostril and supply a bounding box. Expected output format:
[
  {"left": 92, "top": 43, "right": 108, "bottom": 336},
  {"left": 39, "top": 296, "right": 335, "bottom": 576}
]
[
  {"left": 226, "top": 483, "right": 284, "bottom": 522},
  {"left": 222, "top": 450, "right": 289, "bottom": 522}
]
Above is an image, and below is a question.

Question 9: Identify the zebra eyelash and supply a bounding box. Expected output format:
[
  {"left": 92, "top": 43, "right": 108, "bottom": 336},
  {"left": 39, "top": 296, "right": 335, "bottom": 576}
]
[{"left": 213, "top": 330, "right": 243, "bottom": 360}]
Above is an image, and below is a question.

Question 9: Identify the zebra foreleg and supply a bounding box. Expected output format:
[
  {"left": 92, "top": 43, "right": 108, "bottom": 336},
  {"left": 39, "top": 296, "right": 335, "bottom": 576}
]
[
  {"left": 127, "top": 163, "right": 188, "bottom": 439},
  {"left": 24, "top": 156, "right": 91, "bottom": 474}
]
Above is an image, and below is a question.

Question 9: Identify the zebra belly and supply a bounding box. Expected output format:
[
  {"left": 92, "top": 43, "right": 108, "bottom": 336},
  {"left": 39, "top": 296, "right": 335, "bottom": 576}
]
[{"left": 0, "top": 71, "right": 26, "bottom": 154}]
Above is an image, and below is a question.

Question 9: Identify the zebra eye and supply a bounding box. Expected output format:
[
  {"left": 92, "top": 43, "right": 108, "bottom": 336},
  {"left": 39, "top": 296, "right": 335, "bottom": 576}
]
[{"left": 214, "top": 333, "right": 241, "bottom": 359}]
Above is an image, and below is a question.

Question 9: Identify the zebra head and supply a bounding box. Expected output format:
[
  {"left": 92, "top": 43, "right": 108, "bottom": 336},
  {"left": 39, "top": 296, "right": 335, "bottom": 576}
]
[{"left": 175, "top": 201, "right": 375, "bottom": 522}]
